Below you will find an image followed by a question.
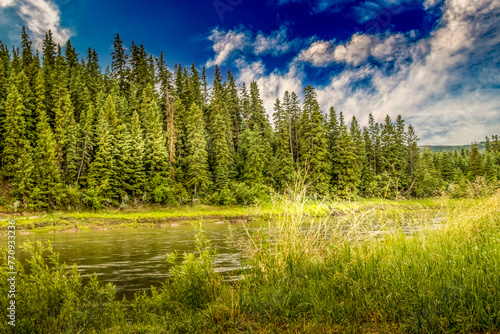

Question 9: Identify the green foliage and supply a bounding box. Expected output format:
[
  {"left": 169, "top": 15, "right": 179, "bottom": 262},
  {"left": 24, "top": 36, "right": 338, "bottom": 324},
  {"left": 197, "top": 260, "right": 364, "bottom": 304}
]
[
  {"left": 1, "top": 84, "right": 34, "bottom": 207},
  {"left": 0, "top": 241, "right": 125, "bottom": 333},
  {"left": 1, "top": 29, "right": 500, "bottom": 209},
  {"left": 1, "top": 192, "right": 500, "bottom": 332},
  {"left": 273, "top": 98, "right": 294, "bottom": 191},
  {"left": 299, "top": 86, "right": 330, "bottom": 196},
  {"left": 185, "top": 103, "right": 211, "bottom": 198},
  {"left": 33, "top": 97, "right": 63, "bottom": 208},
  {"left": 164, "top": 223, "right": 223, "bottom": 309}
]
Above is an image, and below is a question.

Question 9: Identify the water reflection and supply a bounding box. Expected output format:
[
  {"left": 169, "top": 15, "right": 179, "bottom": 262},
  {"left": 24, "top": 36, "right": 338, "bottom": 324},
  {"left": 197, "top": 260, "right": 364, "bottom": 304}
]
[
  {"left": 7, "top": 223, "right": 257, "bottom": 300},
  {"left": 2, "top": 213, "right": 444, "bottom": 299}
]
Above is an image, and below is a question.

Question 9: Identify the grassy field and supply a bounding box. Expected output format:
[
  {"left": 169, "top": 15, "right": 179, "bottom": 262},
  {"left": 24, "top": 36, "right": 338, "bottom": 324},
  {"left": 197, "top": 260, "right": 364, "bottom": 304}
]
[
  {"left": 1, "top": 189, "right": 499, "bottom": 333},
  {"left": 0, "top": 196, "right": 450, "bottom": 234}
]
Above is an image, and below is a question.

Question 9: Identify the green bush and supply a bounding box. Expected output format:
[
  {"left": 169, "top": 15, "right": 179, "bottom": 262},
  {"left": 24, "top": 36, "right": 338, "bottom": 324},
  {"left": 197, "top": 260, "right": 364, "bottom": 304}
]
[{"left": 0, "top": 241, "right": 125, "bottom": 333}]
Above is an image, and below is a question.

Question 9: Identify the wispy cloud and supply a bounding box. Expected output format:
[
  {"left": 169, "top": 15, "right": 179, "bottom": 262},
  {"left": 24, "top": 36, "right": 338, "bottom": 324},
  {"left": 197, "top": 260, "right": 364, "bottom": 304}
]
[
  {"left": 296, "top": 32, "right": 412, "bottom": 66},
  {"left": 205, "top": 25, "right": 301, "bottom": 67},
  {"left": 0, "top": 0, "right": 15, "bottom": 7},
  {"left": 215, "top": 0, "right": 500, "bottom": 144},
  {"left": 0, "top": 0, "right": 74, "bottom": 49},
  {"left": 254, "top": 25, "right": 296, "bottom": 56},
  {"left": 206, "top": 26, "right": 249, "bottom": 67},
  {"left": 235, "top": 58, "right": 304, "bottom": 113}
]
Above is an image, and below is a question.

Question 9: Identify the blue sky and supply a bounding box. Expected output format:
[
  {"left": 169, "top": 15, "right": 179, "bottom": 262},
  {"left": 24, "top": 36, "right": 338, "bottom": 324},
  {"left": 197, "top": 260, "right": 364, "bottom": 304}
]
[{"left": 0, "top": 0, "right": 499, "bottom": 145}]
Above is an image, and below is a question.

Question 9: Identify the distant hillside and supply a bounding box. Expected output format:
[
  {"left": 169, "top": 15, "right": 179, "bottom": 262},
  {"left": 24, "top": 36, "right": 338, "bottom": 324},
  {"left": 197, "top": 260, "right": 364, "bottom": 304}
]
[{"left": 419, "top": 142, "right": 486, "bottom": 153}]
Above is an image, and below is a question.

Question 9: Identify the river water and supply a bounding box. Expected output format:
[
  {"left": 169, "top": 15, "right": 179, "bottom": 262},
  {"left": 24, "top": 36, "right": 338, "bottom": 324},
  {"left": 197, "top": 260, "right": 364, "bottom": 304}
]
[
  {"left": 2, "top": 212, "right": 445, "bottom": 299},
  {"left": 5, "top": 222, "right": 258, "bottom": 299}
]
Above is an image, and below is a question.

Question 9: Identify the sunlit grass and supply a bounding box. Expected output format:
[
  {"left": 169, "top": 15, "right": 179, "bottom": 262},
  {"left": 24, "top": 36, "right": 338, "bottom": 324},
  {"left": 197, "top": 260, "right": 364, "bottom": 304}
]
[{"left": 1, "top": 184, "right": 499, "bottom": 332}]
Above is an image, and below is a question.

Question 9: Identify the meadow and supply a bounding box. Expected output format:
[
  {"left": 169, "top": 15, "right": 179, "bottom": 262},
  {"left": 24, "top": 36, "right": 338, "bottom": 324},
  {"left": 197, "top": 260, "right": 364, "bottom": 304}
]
[{"left": 1, "top": 185, "right": 499, "bottom": 333}]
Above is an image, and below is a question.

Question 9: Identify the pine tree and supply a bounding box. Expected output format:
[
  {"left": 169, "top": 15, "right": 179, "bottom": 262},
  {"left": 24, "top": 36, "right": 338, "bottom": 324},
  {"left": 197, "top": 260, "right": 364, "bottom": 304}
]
[
  {"left": 142, "top": 85, "right": 172, "bottom": 202},
  {"left": 394, "top": 115, "right": 409, "bottom": 187},
  {"left": 240, "top": 82, "right": 251, "bottom": 123},
  {"left": 14, "top": 71, "right": 36, "bottom": 145},
  {"left": 76, "top": 103, "right": 94, "bottom": 185},
  {"left": 440, "top": 151, "right": 454, "bottom": 182},
  {"left": 128, "top": 110, "right": 146, "bottom": 198},
  {"left": 380, "top": 114, "right": 395, "bottom": 173},
  {"left": 33, "top": 107, "right": 63, "bottom": 208},
  {"left": 156, "top": 51, "right": 172, "bottom": 107},
  {"left": 299, "top": 86, "right": 330, "bottom": 196},
  {"left": 366, "top": 113, "right": 379, "bottom": 174},
  {"left": 273, "top": 98, "right": 293, "bottom": 190},
  {"left": 241, "top": 124, "right": 264, "bottom": 185},
  {"left": 225, "top": 70, "right": 242, "bottom": 152},
  {"left": 350, "top": 116, "right": 369, "bottom": 194},
  {"left": 332, "top": 124, "right": 360, "bottom": 198},
  {"left": 414, "top": 149, "right": 441, "bottom": 197},
  {"left": 248, "top": 81, "right": 268, "bottom": 132},
  {"left": 65, "top": 39, "right": 79, "bottom": 71},
  {"left": 1, "top": 84, "right": 34, "bottom": 206},
  {"left": 21, "top": 27, "right": 33, "bottom": 70},
  {"left": 85, "top": 48, "right": 101, "bottom": 99},
  {"left": 185, "top": 103, "right": 211, "bottom": 198},
  {"left": 468, "top": 143, "right": 484, "bottom": 180},
  {"left": 87, "top": 107, "right": 117, "bottom": 203},
  {"left": 188, "top": 64, "right": 203, "bottom": 108},
  {"left": 42, "top": 31, "right": 57, "bottom": 114},
  {"left": 211, "top": 112, "right": 231, "bottom": 191},
  {"left": 201, "top": 66, "right": 209, "bottom": 106},
  {"left": 111, "top": 33, "right": 129, "bottom": 93},
  {"left": 328, "top": 107, "right": 340, "bottom": 190},
  {"left": 406, "top": 124, "right": 419, "bottom": 181}
]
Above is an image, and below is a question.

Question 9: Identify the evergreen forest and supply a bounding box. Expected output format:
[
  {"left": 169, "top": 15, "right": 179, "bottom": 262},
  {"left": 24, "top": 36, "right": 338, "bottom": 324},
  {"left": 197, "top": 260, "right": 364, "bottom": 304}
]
[{"left": 1, "top": 29, "right": 499, "bottom": 210}]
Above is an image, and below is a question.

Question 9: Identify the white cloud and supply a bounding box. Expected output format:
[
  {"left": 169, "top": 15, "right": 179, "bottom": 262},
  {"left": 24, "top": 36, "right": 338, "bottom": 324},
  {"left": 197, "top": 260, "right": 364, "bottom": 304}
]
[
  {"left": 296, "top": 40, "right": 336, "bottom": 66},
  {"left": 0, "top": 0, "right": 15, "bottom": 7},
  {"left": 206, "top": 25, "right": 300, "bottom": 67},
  {"left": 312, "top": 0, "right": 500, "bottom": 145},
  {"left": 224, "top": 0, "right": 500, "bottom": 144},
  {"left": 235, "top": 59, "right": 304, "bottom": 114},
  {"left": 297, "top": 32, "right": 410, "bottom": 66},
  {"left": 0, "top": 0, "right": 74, "bottom": 49},
  {"left": 254, "top": 25, "right": 292, "bottom": 56},
  {"left": 206, "top": 27, "right": 249, "bottom": 67}
]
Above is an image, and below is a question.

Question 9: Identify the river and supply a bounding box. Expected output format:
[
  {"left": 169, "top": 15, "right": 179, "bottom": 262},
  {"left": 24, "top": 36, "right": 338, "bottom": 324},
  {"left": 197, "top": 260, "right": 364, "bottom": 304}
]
[{"left": 4, "top": 222, "right": 257, "bottom": 299}]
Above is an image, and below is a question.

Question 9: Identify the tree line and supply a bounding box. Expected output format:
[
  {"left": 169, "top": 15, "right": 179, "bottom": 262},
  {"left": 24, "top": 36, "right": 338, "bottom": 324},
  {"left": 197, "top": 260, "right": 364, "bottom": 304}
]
[{"left": 0, "top": 29, "right": 499, "bottom": 210}]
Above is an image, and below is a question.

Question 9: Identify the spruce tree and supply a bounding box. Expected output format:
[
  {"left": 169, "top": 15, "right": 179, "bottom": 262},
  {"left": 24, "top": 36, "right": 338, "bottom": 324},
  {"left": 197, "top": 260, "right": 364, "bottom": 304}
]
[
  {"left": 299, "top": 86, "right": 330, "bottom": 196},
  {"left": 211, "top": 112, "right": 231, "bottom": 191},
  {"left": 1, "top": 84, "right": 34, "bottom": 207},
  {"left": 468, "top": 143, "right": 484, "bottom": 180},
  {"left": 128, "top": 110, "right": 146, "bottom": 199},
  {"left": 111, "top": 33, "right": 129, "bottom": 93},
  {"left": 76, "top": 103, "right": 95, "bottom": 185},
  {"left": 33, "top": 107, "right": 63, "bottom": 208},
  {"left": 87, "top": 105, "right": 118, "bottom": 203},
  {"left": 440, "top": 151, "right": 454, "bottom": 182},
  {"left": 242, "top": 124, "right": 264, "bottom": 185},
  {"left": 240, "top": 82, "right": 251, "bottom": 123},
  {"left": 225, "top": 70, "right": 242, "bottom": 152},
  {"left": 406, "top": 124, "right": 419, "bottom": 181},
  {"left": 142, "top": 85, "right": 172, "bottom": 202},
  {"left": 332, "top": 124, "right": 360, "bottom": 198},
  {"left": 273, "top": 98, "right": 293, "bottom": 191},
  {"left": 14, "top": 71, "right": 36, "bottom": 145},
  {"left": 185, "top": 103, "right": 211, "bottom": 198}
]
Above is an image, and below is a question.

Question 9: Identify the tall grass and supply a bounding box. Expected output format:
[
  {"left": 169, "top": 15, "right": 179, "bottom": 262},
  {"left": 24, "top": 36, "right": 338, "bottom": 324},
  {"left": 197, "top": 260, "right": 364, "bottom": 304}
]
[{"left": 0, "top": 183, "right": 499, "bottom": 333}]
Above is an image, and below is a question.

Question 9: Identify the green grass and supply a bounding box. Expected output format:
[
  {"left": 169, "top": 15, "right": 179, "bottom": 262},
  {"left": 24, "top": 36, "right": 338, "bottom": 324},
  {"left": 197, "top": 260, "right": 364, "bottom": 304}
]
[
  {"left": 1, "top": 188, "right": 499, "bottom": 333},
  {"left": 0, "top": 198, "right": 451, "bottom": 234}
]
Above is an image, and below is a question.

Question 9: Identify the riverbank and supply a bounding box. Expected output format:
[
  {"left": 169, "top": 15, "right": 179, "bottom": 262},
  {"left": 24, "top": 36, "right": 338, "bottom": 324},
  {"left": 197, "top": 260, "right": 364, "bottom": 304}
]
[
  {"left": 0, "top": 197, "right": 449, "bottom": 234},
  {"left": 1, "top": 190, "right": 499, "bottom": 333}
]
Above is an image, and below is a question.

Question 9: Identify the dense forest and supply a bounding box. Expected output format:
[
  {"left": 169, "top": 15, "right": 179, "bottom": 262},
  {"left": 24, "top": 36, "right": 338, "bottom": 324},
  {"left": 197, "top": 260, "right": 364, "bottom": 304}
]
[{"left": 0, "top": 29, "right": 499, "bottom": 210}]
